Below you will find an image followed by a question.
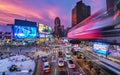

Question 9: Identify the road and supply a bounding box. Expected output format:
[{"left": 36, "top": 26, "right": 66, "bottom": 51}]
[
  {"left": 0, "top": 44, "right": 85, "bottom": 75},
  {"left": 38, "top": 44, "right": 85, "bottom": 75}
]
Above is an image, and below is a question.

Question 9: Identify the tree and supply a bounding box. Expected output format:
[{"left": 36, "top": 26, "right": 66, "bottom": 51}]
[
  {"left": 114, "top": 1, "right": 120, "bottom": 19},
  {"left": 116, "top": 1, "right": 120, "bottom": 10},
  {"left": 88, "top": 61, "right": 93, "bottom": 70}
]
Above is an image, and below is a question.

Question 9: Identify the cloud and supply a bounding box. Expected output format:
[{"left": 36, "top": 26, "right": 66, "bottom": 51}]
[
  {"left": 0, "top": 0, "right": 78, "bottom": 28},
  {"left": 0, "top": 0, "right": 47, "bottom": 24}
]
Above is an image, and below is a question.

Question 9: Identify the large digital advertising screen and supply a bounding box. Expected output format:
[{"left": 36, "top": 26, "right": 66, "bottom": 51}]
[
  {"left": 14, "top": 25, "right": 37, "bottom": 39},
  {"left": 38, "top": 24, "right": 52, "bottom": 34},
  {"left": 38, "top": 24, "right": 45, "bottom": 33},
  {"left": 93, "top": 42, "right": 109, "bottom": 55},
  {"left": 47, "top": 26, "right": 53, "bottom": 34}
]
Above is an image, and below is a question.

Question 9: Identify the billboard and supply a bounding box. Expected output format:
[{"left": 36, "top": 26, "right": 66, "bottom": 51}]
[
  {"left": 46, "top": 26, "right": 52, "bottom": 34},
  {"left": 38, "top": 24, "right": 52, "bottom": 34},
  {"left": 13, "top": 25, "right": 37, "bottom": 39},
  {"left": 38, "top": 24, "right": 45, "bottom": 33},
  {"left": 93, "top": 42, "right": 109, "bottom": 55}
]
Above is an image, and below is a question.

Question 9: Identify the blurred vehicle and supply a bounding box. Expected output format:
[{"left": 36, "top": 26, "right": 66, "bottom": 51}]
[
  {"left": 58, "top": 58, "right": 64, "bottom": 67},
  {"left": 42, "top": 62, "right": 51, "bottom": 73},
  {"left": 41, "top": 56, "right": 47, "bottom": 62},
  {"left": 67, "top": 60, "right": 76, "bottom": 68},
  {"left": 65, "top": 53, "right": 72, "bottom": 60},
  {"left": 58, "top": 68, "right": 67, "bottom": 75},
  {"left": 9, "top": 65, "right": 19, "bottom": 72},
  {"left": 9, "top": 52, "right": 14, "bottom": 56},
  {"left": 0, "top": 52, "right": 3, "bottom": 56},
  {"left": 65, "top": 50, "right": 69, "bottom": 53},
  {"left": 55, "top": 46, "right": 59, "bottom": 48},
  {"left": 73, "top": 71, "right": 83, "bottom": 75},
  {"left": 58, "top": 51, "right": 63, "bottom": 57}
]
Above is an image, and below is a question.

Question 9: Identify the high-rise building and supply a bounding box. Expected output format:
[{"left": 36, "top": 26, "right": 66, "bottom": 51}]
[
  {"left": 54, "top": 17, "right": 62, "bottom": 37},
  {"left": 60, "top": 25, "right": 64, "bottom": 37},
  {"left": 72, "top": 7, "right": 77, "bottom": 27},
  {"left": 106, "top": 0, "right": 119, "bottom": 16},
  {"left": 72, "top": 0, "right": 91, "bottom": 27},
  {"left": 54, "top": 17, "right": 61, "bottom": 26}
]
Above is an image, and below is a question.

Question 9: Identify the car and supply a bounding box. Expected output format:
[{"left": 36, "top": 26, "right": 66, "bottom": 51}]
[
  {"left": 65, "top": 53, "right": 72, "bottom": 60},
  {"left": 65, "top": 50, "right": 69, "bottom": 53},
  {"left": 42, "top": 62, "right": 51, "bottom": 73},
  {"left": 73, "top": 71, "right": 83, "bottom": 75},
  {"left": 9, "top": 65, "right": 19, "bottom": 72},
  {"left": 58, "top": 68, "right": 67, "bottom": 75},
  {"left": 58, "top": 58, "right": 64, "bottom": 67},
  {"left": 41, "top": 56, "right": 47, "bottom": 62},
  {"left": 67, "top": 60, "right": 76, "bottom": 68},
  {"left": 58, "top": 51, "right": 63, "bottom": 57}
]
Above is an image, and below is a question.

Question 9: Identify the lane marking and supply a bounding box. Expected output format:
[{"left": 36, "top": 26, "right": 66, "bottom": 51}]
[
  {"left": 55, "top": 67, "right": 57, "bottom": 75},
  {"left": 66, "top": 68, "right": 70, "bottom": 75}
]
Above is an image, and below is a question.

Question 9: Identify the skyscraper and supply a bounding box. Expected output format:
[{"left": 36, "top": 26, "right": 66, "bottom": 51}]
[
  {"left": 72, "top": 0, "right": 91, "bottom": 27},
  {"left": 54, "top": 17, "right": 62, "bottom": 37},
  {"left": 106, "top": 0, "right": 119, "bottom": 16},
  {"left": 54, "top": 17, "right": 61, "bottom": 26},
  {"left": 72, "top": 7, "right": 77, "bottom": 27}
]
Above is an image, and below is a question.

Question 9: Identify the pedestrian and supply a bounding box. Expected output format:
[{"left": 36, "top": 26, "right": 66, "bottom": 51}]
[
  {"left": 2, "top": 72, "right": 5, "bottom": 75},
  {"left": 28, "top": 69, "right": 32, "bottom": 74}
]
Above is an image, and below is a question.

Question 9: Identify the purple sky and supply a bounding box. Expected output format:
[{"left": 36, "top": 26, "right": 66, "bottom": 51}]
[{"left": 0, "top": 0, "right": 106, "bottom": 28}]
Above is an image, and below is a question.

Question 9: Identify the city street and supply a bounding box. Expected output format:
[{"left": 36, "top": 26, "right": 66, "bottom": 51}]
[
  {"left": 0, "top": 0, "right": 120, "bottom": 75},
  {"left": 37, "top": 44, "right": 85, "bottom": 75},
  {"left": 0, "top": 42, "right": 120, "bottom": 75}
]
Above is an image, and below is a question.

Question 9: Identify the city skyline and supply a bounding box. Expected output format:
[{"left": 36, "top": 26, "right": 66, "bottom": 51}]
[{"left": 0, "top": 0, "right": 106, "bottom": 28}]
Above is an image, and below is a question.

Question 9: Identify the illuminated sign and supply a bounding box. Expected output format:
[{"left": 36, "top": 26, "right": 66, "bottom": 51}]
[
  {"left": 38, "top": 24, "right": 45, "bottom": 33},
  {"left": 93, "top": 42, "right": 109, "bottom": 55},
  {"left": 14, "top": 25, "right": 37, "bottom": 39}
]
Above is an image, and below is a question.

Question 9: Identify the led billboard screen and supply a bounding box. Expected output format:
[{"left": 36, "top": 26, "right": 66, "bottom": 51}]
[
  {"left": 14, "top": 25, "right": 37, "bottom": 39},
  {"left": 93, "top": 42, "right": 109, "bottom": 55},
  {"left": 38, "top": 24, "right": 52, "bottom": 34},
  {"left": 38, "top": 24, "right": 45, "bottom": 33}
]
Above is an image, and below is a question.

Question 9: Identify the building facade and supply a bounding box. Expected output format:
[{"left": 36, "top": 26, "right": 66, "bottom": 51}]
[
  {"left": 106, "top": 0, "right": 119, "bottom": 10},
  {"left": 0, "top": 25, "right": 13, "bottom": 45},
  {"left": 72, "top": 0, "right": 91, "bottom": 27}
]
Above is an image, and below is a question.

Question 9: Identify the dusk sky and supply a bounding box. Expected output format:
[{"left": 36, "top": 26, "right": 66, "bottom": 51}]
[{"left": 0, "top": 0, "right": 106, "bottom": 28}]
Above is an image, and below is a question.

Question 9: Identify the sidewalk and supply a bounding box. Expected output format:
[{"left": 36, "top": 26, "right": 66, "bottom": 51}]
[{"left": 0, "top": 55, "right": 35, "bottom": 75}]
